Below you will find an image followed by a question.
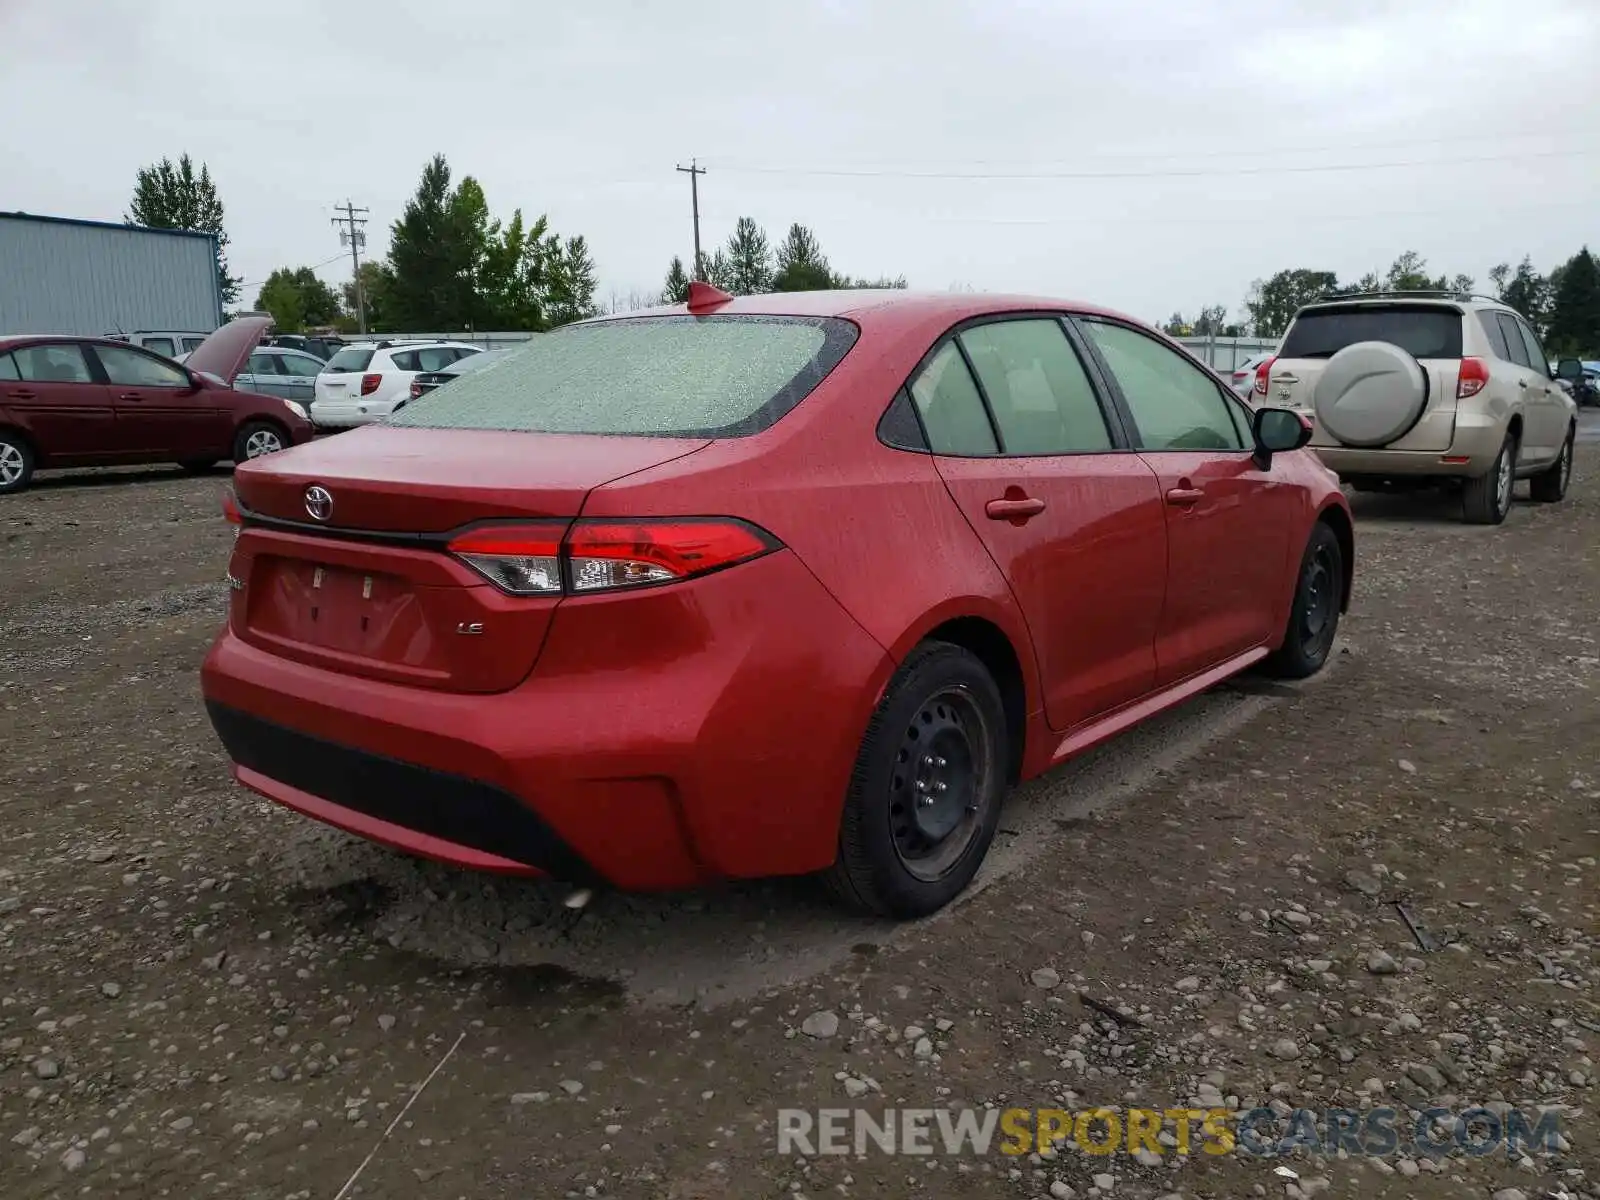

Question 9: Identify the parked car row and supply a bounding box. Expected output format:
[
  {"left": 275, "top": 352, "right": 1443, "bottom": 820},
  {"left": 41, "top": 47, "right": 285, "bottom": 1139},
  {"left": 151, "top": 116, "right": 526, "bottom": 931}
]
[{"left": 0, "top": 316, "right": 312, "bottom": 493}]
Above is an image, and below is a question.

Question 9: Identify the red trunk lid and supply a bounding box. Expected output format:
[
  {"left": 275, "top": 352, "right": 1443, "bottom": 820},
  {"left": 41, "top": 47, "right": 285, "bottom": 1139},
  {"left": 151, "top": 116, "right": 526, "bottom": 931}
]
[{"left": 227, "top": 426, "right": 710, "bottom": 692}]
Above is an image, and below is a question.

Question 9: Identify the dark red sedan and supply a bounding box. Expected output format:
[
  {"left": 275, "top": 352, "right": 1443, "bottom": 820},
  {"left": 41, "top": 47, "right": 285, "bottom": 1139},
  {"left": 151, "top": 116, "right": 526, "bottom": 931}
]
[
  {"left": 0, "top": 315, "right": 312, "bottom": 493},
  {"left": 201, "top": 286, "right": 1352, "bottom": 917}
]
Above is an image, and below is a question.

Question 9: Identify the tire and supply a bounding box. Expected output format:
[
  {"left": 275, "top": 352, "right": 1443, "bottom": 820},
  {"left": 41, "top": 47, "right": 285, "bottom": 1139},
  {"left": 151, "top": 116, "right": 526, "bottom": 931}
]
[
  {"left": 0, "top": 430, "right": 35, "bottom": 495},
  {"left": 178, "top": 459, "right": 219, "bottom": 474},
  {"left": 824, "top": 642, "right": 1008, "bottom": 919},
  {"left": 1264, "top": 522, "right": 1344, "bottom": 680},
  {"left": 1462, "top": 432, "right": 1516, "bottom": 525},
  {"left": 1529, "top": 426, "right": 1575, "bottom": 503},
  {"left": 232, "top": 421, "right": 287, "bottom": 464}
]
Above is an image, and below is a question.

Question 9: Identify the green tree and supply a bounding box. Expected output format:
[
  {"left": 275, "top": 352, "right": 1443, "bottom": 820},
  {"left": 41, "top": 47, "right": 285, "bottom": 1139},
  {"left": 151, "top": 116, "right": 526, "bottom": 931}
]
[
  {"left": 700, "top": 248, "right": 737, "bottom": 292},
  {"left": 771, "top": 224, "right": 834, "bottom": 292},
  {"left": 254, "top": 267, "right": 342, "bottom": 333},
  {"left": 478, "top": 210, "right": 552, "bottom": 330},
  {"left": 1489, "top": 256, "right": 1551, "bottom": 337},
  {"left": 545, "top": 235, "right": 600, "bottom": 327},
  {"left": 662, "top": 256, "right": 691, "bottom": 303},
  {"left": 126, "top": 153, "right": 240, "bottom": 305},
  {"left": 1244, "top": 269, "right": 1340, "bottom": 338},
  {"left": 724, "top": 217, "right": 773, "bottom": 294},
  {"left": 1545, "top": 247, "right": 1600, "bottom": 357},
  {"left": 1161, "top": 312, "right": 1192, "bottom": 336},
  {"left": 386, "top": 154, "right": 481, "bottom": 329}
]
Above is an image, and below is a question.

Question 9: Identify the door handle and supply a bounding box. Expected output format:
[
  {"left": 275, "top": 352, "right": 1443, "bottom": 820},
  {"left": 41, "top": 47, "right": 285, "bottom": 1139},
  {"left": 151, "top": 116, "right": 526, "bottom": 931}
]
[
  {"left": 1518, "top": 379, "right": 1528, "bottom": 389},
  {"left": 1166, "top": 487, "right": 1205, "bottom": 506},
  {"left": 9, "top": 389, "right": 36, "bottom": 400},
  {"left": 117, "top": 392, "right": 143, "bottom": 401},
  {"left": 985, "top": 496, "right": 1046, "bottom": 522}
]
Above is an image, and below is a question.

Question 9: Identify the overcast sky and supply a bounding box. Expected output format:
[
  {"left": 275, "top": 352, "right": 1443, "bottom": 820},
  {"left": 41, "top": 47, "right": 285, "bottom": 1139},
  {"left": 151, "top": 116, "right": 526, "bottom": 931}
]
[{"left": 4, "top": 0, "right": 1597, "bottom": 325}]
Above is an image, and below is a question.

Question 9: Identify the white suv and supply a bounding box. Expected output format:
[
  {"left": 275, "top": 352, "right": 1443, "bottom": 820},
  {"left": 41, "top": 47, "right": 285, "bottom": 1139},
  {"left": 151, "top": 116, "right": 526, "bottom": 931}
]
[
  {"left": 310, "top": 340, "right": 482, "bottom": 429},
  {"left": 1254, "top": 293, "right": 1576, "bottom": 524}
]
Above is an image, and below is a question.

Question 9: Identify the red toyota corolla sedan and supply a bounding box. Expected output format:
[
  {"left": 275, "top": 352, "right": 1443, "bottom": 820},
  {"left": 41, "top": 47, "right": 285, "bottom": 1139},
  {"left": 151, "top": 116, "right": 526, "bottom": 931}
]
[{"left": 201, "top": 286, "right": 1352, "bottom": 918}]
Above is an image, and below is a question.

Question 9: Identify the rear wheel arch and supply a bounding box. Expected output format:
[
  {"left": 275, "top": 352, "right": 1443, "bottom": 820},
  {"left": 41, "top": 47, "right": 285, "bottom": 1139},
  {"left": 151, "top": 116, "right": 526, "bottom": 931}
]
[{"left": 1505, "top": 413, "right": 1523, "bottom": 447}]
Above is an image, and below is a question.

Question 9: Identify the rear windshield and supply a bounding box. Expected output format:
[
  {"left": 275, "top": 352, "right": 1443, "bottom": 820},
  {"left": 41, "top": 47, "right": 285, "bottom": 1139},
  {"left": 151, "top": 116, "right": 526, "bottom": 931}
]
[
  {"left": 1280, "top": 305, "right": 1463, "bottom": 360},
  {"left": 323, "top": 346, "right": 375, "bottom": 373},
  {"left": 387, "top": 315, "right": 858, "bottom": 437}
]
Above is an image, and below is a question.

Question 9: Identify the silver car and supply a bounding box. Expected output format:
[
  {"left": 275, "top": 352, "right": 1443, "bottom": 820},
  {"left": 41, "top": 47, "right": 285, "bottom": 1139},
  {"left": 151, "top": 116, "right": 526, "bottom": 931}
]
[{"left": 234, "top": 346, "right": 328, "bottom": 405}]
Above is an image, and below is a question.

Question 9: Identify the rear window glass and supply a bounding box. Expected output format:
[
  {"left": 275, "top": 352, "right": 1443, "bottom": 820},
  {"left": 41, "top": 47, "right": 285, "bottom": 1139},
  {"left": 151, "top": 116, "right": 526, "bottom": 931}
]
[
  {"left": 387, "top": 315, "right": 858, "bottom": 438},
  {"left": 1280, "top": 305, "right": 1463, "bottom": 360},
  {"left": 324, "top": 347, "right": 374, "bottom": 373}
]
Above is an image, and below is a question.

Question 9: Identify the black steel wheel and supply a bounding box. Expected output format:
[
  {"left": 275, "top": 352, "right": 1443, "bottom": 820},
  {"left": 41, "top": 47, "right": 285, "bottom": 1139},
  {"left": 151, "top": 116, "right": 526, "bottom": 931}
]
[
  {"left": 1264, "top": 521, "right": 1345, "bottom": 680},
  {"left": 825, "top": 642, "right": 1007, "bottom": 918}
]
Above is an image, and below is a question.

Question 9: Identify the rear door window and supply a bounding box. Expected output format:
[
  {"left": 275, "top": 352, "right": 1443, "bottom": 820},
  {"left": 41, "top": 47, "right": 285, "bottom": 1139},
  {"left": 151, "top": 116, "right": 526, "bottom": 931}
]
[
  {"left": 388, "top": 315, "right": 858, "bottom": 438},
  {"left": 0, "top": 353, "right": 18, "bottom": 381},
  {"left": 909, "top": 342, "right": 998, "bottom": 455},
  {"left": 1512, "top": 319, "right": 1549, "bottom": 376},
  {"left": 956, "top": 319, "right": 1112, "bottom": 455},
  {"left": 1280, "top": 305, "right": 1464, "bottom": 360},
  {"left": 323, "top": 347, "right": 375, "bottom": 373},
  {"left": 1477, "top": 313, "right": 1512, "bottom": 361},
  {"left": 246, "top": 353, "right": 282, "bottom": 376},
  {"left": 141, "top": 337, "right": 177, "bottom": 358},
  {"left": 388, "top": 349, "right": 421, "bottom": 371},
  {"left": 415, "top": 346, "right": 459, "bottom": 372},
  {"left": 14, "top": 344, "right": 94, "bottom": 384},
  {"left": 1495, "top": 315, "right": 1534, "bottom": 369}
]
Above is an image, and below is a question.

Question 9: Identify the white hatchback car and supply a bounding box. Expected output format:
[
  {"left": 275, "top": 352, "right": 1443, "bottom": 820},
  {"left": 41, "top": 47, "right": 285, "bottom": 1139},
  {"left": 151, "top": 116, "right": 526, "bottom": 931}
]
[{"left": 310, "top": 340, "right": 482, "bottom": 429}]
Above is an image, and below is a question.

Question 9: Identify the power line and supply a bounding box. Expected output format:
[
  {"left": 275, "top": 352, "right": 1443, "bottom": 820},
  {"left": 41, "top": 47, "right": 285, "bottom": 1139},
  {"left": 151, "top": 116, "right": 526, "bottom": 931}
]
[
  {"left": 701, "top": 197, "right": 1599, "bottom": 229},
  {"left": 707, "top": 128, "right": 1590, "bottom": 171},
  {"left": 332, "top": 200, "right": 370, "bottom": 335},
  {"left": 708, "top": 147, "right": 1599, "bottom": 182}
]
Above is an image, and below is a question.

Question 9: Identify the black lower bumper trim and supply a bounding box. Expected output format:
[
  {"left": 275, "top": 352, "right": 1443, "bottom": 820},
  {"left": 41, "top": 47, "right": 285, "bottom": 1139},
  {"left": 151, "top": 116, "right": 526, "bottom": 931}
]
[{"left": 205, "top": 702, "right": 599, "bottom": 884}]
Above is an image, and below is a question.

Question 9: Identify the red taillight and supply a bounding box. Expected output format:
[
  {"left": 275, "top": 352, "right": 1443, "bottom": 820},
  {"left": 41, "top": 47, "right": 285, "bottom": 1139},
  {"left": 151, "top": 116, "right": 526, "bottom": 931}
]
[
  {"left": 409, "top": 380, "right": 423, "bottom": 399},
  {"left": 447, "top": 518, "right": 779, "bottom": 596},
  {"left": 360, "top": 373, "right": 382, "bottom": 396},
  {"left": 220, "top": 488, "right": 241, "bottom": 526},
  {"left": 1456, "top": 356, "right": 1489, "bottom": 399},
  {"left": 1253, "top": 356, "right": 1276, "bottom": 397}
]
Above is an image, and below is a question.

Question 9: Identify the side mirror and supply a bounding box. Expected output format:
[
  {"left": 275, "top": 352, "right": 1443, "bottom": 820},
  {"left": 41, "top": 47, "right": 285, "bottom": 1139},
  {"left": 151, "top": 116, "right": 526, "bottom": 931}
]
[
  {"left": 1556, "top": 358, "right": 1583, "bottom": 381},
  {"left": 1252, "top": 406, "right": 1312, "bottom": 467}
]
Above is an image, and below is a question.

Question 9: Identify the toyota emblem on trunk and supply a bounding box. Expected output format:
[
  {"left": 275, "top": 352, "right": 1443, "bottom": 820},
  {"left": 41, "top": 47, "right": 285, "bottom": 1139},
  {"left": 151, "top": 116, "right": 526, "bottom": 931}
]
[{"left": 304, "top": 486, "right": 333, "bottom": 522}]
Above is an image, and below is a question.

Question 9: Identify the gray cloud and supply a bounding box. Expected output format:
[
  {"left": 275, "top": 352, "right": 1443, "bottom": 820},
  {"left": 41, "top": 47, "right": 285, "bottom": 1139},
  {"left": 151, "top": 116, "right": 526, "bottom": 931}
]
[{"left": 3, "top": 0, "right": 1596, "bottom": 323}]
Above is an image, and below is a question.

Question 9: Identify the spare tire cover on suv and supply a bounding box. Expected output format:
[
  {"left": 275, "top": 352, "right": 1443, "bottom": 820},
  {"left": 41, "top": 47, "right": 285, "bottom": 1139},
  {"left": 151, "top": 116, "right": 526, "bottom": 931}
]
[{"left": 1311, "top": 340, "right": 1430, "bottom": 448}]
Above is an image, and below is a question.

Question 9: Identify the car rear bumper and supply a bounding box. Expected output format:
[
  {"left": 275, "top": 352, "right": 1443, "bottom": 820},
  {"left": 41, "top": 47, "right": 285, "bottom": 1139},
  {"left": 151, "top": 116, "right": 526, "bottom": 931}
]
[
  {"left": 309, "top": 399, "right": 388, "bottom": 429},
  {"left": 1312, "top": 410, "right": 1505, "bottom": 479},
  {"left": 199, "top": 550, "right": 893, "bottom": 890}
]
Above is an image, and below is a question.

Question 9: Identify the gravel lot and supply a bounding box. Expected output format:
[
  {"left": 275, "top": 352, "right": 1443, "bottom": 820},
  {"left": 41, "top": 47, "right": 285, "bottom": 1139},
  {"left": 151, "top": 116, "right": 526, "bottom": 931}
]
[{"left": 3, "top": 424, "right": 1599, "bottom": 1200}]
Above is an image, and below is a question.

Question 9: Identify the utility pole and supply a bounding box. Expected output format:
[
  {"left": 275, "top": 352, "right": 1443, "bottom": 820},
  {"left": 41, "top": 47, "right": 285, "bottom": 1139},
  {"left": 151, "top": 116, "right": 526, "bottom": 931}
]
[
  {"left": 674, "top": 160, "right": 706, "bottom": 281},
  {"left": 331, "top": 200, "right": 369, "bottom": 334}
]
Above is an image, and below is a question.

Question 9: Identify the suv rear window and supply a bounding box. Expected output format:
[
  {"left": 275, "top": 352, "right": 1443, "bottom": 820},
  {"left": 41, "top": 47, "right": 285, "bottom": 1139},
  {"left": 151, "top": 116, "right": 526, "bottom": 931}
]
[
  {"left": 1280, "top": 305, "right": 1463, "bottom": 360},
  {"left": 324, "top": 346, "right": 375, "bottom": 373},
  {"left": 387, "top": 315, "right": 859, "bottom": 438}
]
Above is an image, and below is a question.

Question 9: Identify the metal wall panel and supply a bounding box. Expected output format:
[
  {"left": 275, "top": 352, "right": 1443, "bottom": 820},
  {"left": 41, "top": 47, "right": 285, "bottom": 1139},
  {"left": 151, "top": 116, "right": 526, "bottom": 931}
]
[{"left": 0, "top": 213, "right": 222, "bottom": 336}]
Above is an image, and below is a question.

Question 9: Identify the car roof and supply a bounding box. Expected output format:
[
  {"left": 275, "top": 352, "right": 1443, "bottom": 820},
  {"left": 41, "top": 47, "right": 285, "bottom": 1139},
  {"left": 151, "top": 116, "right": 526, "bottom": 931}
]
[{"left": 589, "top": 289, "right": 1142, "bottom": 330}]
